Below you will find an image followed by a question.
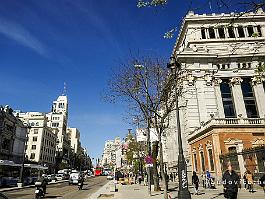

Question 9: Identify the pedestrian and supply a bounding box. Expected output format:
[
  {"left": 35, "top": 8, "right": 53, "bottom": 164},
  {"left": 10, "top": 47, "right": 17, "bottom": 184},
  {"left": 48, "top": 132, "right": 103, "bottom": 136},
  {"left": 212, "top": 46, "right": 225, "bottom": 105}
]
[
  {"left": 259, "top": 173, "right": 265, "bottom": 193},
  {"left": 138, "top": 174, "right": 142, "bottom": 185},
  {"left": 222, "top": 162, "right": 240, "bottom": 199},
  {"left": 192, "top": 171, "right": 199, "bottom": 195},
  {"left": 243, "top": 171, "right": 248, "bottom": 190},
  {"left": 143, "top": 173, "right": 147, "bottom": 186},
  {"left": 246, "top": 170, "right": 254, "bottom": 193},
  {"left": 206, "top": 170, "right": 211, "bottom": 188},
  {"left": 201, "top": 172, "right": 206, "bottom": 188}
]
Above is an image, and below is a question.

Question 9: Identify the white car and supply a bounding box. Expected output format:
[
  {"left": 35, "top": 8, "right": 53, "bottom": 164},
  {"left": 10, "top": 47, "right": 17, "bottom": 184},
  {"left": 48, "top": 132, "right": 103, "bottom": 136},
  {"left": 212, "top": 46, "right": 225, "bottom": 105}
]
[
  {"left": 55, "top": 174, "right": 64, "bottom": 181},
  {"left": 69, "top": 172, "right": 81, "bottom": 185},
  {"left": 107, "top": 175, "right": 113, "bottom": 180}
]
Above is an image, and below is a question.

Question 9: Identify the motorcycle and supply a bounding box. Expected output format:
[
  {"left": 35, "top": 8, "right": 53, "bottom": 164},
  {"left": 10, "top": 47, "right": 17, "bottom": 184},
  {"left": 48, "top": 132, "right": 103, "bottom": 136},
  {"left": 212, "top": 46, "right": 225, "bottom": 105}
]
[{"left": 35, "top": 181, "right": 45, "bottom": 199}]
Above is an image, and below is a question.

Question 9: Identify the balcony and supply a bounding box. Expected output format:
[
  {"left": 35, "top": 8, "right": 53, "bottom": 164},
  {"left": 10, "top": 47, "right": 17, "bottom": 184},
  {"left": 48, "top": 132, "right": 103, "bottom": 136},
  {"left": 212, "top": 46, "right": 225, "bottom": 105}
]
[{"left": 189, "top": 118, "right": 265, "bottom": 137}]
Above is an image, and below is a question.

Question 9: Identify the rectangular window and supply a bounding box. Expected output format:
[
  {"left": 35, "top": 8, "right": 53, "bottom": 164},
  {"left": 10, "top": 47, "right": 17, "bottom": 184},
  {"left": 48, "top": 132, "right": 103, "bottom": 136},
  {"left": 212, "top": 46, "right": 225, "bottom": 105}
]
[
  {"left": 208, "top": 149, "right": 215, "bottom": 171},
  {"left": 30, "top": 153, "right": 35, "bottom": 159},
  {"left": 200, "top": 152, "right": 206, "bottom": 172},
  {"left": 32, "top": 145, "right": 36, "bottom": 150},
  {"left": 241, "top": 78, "right": 258, "bottom": 118},
  {"left": 247, "top": 26, "right": 254, "bottom": 37},
  {"left": 218, "top": 27, "right": 225, "bottom": 38},
  {"left": 238, "top": 26, "right": 245, "bottom": 37},
  {"left": 33, "top": 137, "right": 38, "bottom": 142},
  {"left": 257, "top": 25, "right": 262, "bottom": 37},
  {"left": 194, "top": 153, "right": 198, "bottom": 172},
  {"left": 52, "top": 123, "right": 59, "bottom": 127},
  {"left": 34, "top": 129, "right": 38, "bottom": 134},
  {"left": 209, "top": 27, "right": 215, "bottom": 39},
  {"left": 220, "top": 79, "right": 236, "bottom": 118},
  {"left": 228, "top": 26, "right": 235, "bottom": 38},
  {"left": 201, "top": 28, "right": 206, "bottom": 39}
]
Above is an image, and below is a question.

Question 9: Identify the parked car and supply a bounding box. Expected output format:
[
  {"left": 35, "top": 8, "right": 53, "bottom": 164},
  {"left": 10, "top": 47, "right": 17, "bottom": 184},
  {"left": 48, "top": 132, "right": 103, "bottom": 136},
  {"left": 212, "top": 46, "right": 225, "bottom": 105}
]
[
  {"left": 55, "top": 174, "right": 64, "bottom": 181},
  {"left": 47, "top": 174, "right": 57, "bottom": 182},
  {"left": 107, "top": 175, "right": 113, "bottom": 180},
  {"left": 69, "top": 172, "right": 81, "bottom": 185}
]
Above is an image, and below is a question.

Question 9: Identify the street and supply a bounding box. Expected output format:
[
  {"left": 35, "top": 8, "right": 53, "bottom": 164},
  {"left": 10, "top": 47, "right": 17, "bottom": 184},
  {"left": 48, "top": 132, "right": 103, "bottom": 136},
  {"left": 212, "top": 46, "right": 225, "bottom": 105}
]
[{"left": 3, "top": 176, "right": 107, "bottom": 199}]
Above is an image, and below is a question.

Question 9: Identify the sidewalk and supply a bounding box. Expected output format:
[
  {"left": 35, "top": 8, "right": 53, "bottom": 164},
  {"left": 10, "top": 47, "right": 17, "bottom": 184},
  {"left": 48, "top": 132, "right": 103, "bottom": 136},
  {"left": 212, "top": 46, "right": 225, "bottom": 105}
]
[{"left": 89, "top": 181, "right": 265, "bottom": 199}]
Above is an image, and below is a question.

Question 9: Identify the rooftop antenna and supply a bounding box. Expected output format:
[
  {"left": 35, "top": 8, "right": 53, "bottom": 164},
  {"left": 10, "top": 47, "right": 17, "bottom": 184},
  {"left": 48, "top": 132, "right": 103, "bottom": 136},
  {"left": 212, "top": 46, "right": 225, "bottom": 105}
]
[
  {"left": 62, "top": 82, "right": 67, "bottom": 96},
  {"left": 209, "top": 1, "right": 212, "bottom": 11}
]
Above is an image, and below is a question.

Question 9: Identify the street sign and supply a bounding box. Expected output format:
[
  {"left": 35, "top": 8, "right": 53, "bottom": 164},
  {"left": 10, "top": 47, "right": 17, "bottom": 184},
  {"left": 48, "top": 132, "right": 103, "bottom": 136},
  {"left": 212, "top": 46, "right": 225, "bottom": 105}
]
[{"left": 144, "top": 155, "right": 153, "bottom": 164}]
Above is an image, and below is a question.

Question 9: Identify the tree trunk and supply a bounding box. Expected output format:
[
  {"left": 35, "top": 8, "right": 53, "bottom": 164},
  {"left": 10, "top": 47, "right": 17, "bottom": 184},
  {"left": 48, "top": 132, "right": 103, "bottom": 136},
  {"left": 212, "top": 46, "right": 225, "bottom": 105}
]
[
  {"left": 158, "top": 130, "right": 168, "bottom": 199},
  {"left": 152, "top": 141, "right": 160, "bottom": 191}
]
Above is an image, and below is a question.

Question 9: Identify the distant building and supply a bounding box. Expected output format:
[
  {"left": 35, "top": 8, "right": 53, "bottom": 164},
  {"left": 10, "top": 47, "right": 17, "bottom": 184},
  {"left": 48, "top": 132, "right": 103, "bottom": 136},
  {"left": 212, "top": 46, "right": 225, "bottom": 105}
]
[
  {"left": 101, "top": 137, "right": 122, "bottom": 167},
  {"left": 46, "top": 95, "right": 71, "bottom": 167},
  {"left": 67, "top": 128, "right": 82, "bottom": 154},
  {"left": 166, "top": 9, "right": 265, "bottom": 179},
  {"left": 17, "top": 112, "right": 57, "bottom": 169}
]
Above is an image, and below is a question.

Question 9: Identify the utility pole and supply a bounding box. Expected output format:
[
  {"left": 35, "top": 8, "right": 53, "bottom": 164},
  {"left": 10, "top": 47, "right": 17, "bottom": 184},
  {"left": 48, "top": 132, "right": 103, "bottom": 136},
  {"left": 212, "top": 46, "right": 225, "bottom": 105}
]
[{"left": 167, "top": 56, "right": 191, "bottom": 199}]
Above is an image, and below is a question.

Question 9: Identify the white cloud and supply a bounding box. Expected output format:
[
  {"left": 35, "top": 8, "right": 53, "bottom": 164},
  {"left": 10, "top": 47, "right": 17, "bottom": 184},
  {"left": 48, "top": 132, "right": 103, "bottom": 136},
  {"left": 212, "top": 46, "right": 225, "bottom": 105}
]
[{"left": 0, "top": 17, "right": 47, "bottom": 56}]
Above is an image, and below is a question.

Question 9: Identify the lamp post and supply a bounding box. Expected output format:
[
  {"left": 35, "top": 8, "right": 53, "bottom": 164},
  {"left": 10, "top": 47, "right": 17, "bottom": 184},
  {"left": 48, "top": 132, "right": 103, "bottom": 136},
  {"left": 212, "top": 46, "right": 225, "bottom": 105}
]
[
  {"left": 134, "top": 64, "right": 152, "bottom": 196},
  {"left": 18, "top": 124, "right": 31, "bottom": 188},
  {"left": 167, "top": 56, "right": 191, "bottom": 199}
]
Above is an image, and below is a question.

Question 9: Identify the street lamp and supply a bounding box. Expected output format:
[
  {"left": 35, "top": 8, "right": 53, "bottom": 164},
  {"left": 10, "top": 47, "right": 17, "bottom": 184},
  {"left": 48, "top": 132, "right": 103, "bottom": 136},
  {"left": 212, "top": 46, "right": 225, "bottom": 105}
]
[
  {"left": 167, "top": 56, "right": 191, "bottom": 199},
  {"left": 18, "top": 124, "right": 31, "bottom": 188},
  {"left": 134, "top": 63, "right": 152, "bottom": 196}
]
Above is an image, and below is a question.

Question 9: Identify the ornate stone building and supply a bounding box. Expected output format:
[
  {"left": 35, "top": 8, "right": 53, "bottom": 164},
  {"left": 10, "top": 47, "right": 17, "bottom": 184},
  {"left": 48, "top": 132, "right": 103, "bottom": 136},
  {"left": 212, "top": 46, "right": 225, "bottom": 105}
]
[{"left": 166, "top": 9, "right": 265, "bottom": 179}]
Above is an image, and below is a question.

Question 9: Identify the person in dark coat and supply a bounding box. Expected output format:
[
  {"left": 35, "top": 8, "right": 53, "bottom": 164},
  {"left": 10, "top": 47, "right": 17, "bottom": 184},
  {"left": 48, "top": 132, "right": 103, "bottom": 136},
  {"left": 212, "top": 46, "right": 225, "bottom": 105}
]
[
  {"left": 222, "top": 163, "right": 240, "bottom": 199},
  {"left": 259, "top": 173, "right": 265, "bottom": 193},
  {"left": 192, "top": 171, "right": 199, "bottom": 195}
]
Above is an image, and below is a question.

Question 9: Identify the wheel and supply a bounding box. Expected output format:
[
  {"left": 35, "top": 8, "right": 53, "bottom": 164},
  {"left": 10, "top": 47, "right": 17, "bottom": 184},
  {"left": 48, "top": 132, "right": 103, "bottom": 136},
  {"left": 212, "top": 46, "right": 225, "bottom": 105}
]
[{"left": 35, "top": 194, "right": 40, "bottom": 199}]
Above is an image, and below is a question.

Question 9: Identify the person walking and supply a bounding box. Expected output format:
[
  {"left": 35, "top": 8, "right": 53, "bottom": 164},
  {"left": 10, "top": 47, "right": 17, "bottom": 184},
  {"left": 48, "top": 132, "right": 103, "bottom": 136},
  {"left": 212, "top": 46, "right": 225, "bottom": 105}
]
[
  {"left": 206, "top": 170, "right": 211, "bottom": 188},
  {"left": 222, "top": 162, "right": 240, "bottom": 199},
  {"left": 243, "top": 171, "right": 248, "bottom": 190},
  {"left": 246, "top": 170, "right": 254, "bottom": 193},
  {"left": 201, "top": 172, "right": 206, "bottom": 188},
  {"left": 259, "top": 173, "right": 265, "bottom": 193},
  {"left": 192, "top": 171, "right": 199, "bottom": 195}
]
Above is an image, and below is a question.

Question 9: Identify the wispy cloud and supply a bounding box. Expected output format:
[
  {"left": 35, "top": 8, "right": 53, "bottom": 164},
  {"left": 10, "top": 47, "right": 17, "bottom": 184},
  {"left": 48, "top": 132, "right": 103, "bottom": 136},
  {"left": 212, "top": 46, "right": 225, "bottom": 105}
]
[{"left": 0, "top": 17, "right": 47, "bottom": 56}]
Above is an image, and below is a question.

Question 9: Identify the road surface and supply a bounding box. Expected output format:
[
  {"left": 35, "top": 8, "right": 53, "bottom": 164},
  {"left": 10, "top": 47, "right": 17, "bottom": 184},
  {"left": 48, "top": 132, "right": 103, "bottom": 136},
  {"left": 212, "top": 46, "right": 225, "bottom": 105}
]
[{"left": 3, "top": 176, "right": 107, "bottom": 199}]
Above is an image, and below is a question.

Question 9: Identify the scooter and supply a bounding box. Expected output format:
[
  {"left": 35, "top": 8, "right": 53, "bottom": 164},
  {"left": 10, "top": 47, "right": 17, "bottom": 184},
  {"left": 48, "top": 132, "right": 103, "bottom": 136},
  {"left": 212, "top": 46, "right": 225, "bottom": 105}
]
[{"left": 35, "top": 181, "right": 45, "bottom": 199}]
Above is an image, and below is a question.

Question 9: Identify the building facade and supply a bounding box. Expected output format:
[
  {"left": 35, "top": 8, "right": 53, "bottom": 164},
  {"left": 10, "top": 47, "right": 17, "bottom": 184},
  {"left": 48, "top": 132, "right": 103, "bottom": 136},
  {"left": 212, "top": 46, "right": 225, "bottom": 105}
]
[
  {"left": 46, "top": 95, "right": 71, "bottom": 167},
  {"left": 18, "top": 112, "right": 57, "bottom": 169},
  {"left": 0, "top": 106, "right": 27, "bottom": 164},
  {"left": 166, "top": 9, "right": 265, "bottom": 179}
]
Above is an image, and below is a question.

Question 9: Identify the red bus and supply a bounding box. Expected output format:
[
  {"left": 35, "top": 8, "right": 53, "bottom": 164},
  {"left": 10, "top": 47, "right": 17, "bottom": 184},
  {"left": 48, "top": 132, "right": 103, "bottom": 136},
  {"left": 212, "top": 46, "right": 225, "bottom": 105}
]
[{"left": 94, "top": 166, "right": 103, "bottom": 176}]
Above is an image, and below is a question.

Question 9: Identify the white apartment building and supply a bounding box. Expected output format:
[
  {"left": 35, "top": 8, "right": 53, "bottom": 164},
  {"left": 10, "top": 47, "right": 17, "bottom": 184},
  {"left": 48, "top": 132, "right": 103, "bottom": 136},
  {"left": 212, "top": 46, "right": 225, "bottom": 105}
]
[
  {"left": 164, "top": 9, "right": 265, "bottom": 177},
  {"left": 46, "top": 95, "right": 71, "bottom": 161},
  {"left": 101, "top": 137, "right": 122, "bottom": 167},
  {"left": 18, "top": 112, "right": 57, "bottom": 167},
  {"left": 67, "top": 127, "right": 81, "bottom": 154}
]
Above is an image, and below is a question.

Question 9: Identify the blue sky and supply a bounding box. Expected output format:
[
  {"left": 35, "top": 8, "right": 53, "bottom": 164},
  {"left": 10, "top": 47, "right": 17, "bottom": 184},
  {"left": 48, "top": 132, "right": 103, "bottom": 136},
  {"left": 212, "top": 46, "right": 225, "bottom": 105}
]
[{"left": 0, "top": 0, "right": 246, "bottom": 161}]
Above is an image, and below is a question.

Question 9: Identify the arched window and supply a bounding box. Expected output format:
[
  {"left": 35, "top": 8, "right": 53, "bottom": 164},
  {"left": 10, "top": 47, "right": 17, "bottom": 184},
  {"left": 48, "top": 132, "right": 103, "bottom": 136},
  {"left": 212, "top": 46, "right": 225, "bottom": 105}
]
[{"left": 200, "top": 151, "right": 206, "bottom": 172}]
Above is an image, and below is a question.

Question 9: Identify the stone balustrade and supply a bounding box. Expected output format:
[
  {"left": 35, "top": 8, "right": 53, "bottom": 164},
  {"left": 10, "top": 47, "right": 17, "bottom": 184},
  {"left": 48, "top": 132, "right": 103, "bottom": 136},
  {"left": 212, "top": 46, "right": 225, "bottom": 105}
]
[{"left": 190, "top": 117, "right": 265, "bottom": 136}]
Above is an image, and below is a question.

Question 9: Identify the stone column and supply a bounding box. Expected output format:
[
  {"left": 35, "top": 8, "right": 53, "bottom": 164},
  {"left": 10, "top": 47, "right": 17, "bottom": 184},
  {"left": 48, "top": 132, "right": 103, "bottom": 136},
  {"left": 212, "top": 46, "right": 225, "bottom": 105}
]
[
  {"left": 230, "top": 77, "right": 247, "bottom": 118},
  {"left": 236, "top": 142, "right": 245, "bottom": 178},
  {"left": 212, "top": 133, "right": 222, "bottom": 180},
  {"left": 213, "top": 78, "right": 225, "bottom": 118},
  {"left": 252, "top": 77, "right": 265, "bottom": 117},
  {"left": 196, "top": 79, "right": 208, "bottom": 123}
]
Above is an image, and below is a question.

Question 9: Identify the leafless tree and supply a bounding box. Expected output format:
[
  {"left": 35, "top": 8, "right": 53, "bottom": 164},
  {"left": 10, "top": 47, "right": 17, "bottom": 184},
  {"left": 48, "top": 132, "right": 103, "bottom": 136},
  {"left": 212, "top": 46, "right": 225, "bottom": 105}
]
[{"left": 107, "top": 56, "right": 180, "bottom": 198}]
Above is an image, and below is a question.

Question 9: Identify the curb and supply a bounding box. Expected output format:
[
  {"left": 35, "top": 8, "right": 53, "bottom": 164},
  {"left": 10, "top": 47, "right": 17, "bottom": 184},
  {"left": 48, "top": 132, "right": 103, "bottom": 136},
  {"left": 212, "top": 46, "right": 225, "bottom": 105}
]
[{"left": 88, "top": 180, "right": 114, "bottom": 199}]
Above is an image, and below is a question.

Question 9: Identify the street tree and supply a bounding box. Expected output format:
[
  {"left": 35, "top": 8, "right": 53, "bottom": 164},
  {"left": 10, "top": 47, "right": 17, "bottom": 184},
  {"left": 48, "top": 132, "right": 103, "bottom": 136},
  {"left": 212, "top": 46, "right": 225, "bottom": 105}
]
[{"left": 107, "top": 57, "right": 180, "bottom": 198}]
